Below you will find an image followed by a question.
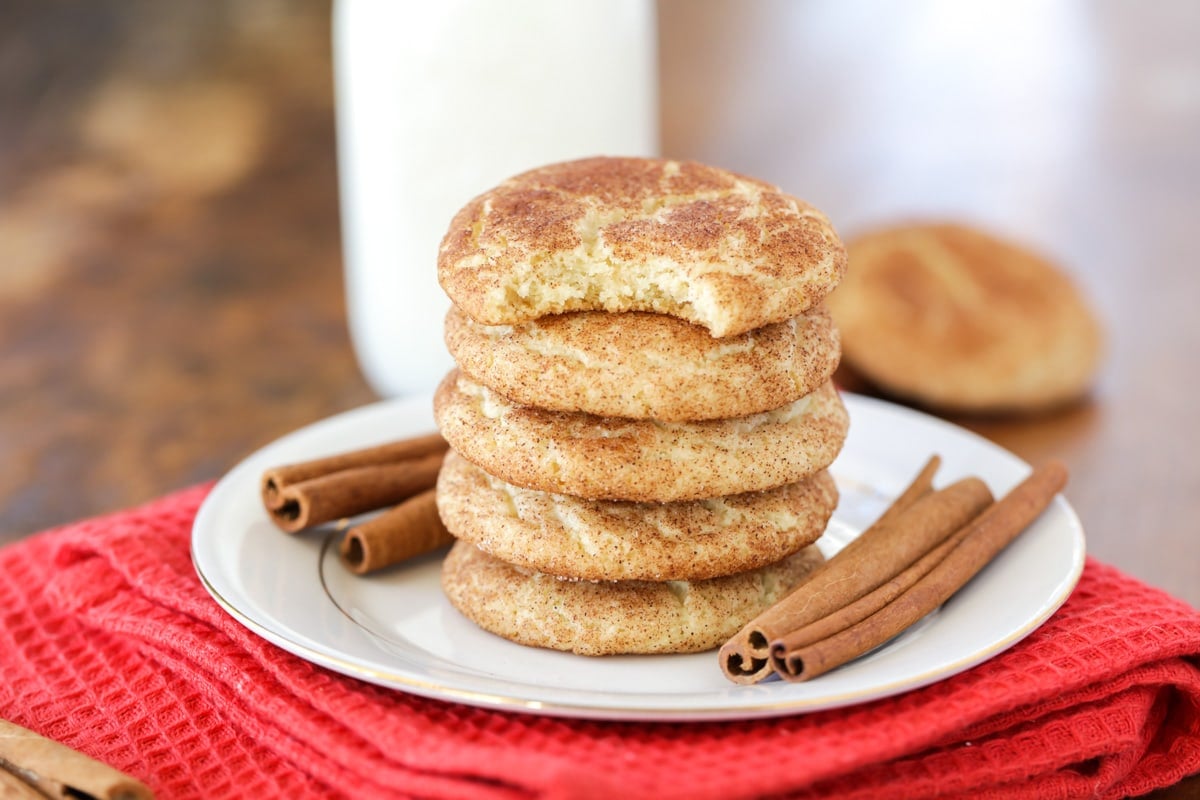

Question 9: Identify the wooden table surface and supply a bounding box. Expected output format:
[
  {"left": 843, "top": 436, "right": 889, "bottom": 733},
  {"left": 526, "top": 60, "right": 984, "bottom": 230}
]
[{"left": 1, "top": 1, "right": 1197, "bottom": 793}]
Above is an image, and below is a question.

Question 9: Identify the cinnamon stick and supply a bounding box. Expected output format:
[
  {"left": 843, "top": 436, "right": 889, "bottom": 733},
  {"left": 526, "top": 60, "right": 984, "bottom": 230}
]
[
  {"left": 0, "top": 718, "right": 153, "bottom": 800},
  {"left": 720, "top": 458, "right": 993, "bottom": 684},
  {"left": 771, "top": 461, "right": 1068, "bottom": 682},
  {"left": 261, "top": 432, "right": 447, "bottom": 509},
  {"left": 339, "top": 488, "right": 455, "bottom": 575},
  {"left": 769, "top": 520, "right": 974, "bottom": 656},
  {"left": 261, "top": 434, "right": 448, "bottom": 533},
  {"left": 802, "top": 455, "right": 943, "bottom": 576}
]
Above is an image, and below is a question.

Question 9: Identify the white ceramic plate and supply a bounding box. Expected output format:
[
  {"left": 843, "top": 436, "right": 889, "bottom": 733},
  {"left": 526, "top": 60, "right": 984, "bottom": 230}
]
[{"left": 192, "top": 393, "right": 1085, "bottom": 721}]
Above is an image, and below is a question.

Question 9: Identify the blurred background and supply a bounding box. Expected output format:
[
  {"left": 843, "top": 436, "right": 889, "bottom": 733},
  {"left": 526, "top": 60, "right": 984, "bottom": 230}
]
[{"left": 1, "top": 2, "right": 1197, "bottom": 611}]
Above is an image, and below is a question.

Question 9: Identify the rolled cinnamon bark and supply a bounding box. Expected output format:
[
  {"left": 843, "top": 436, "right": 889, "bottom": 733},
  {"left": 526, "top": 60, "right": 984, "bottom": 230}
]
[
  {"left": 0, "top": 718, "right": 154, "bottom": 800},
  {"left": 261, "top": 432, "right": 447, "bottom": 510},
  {"left": 771, "top": 461, "right": 1068, "bottom": 682},
  {"left": 719, "top": 459, "right": 992, "bottom": 684},
  {"left": 810, "top": 455, "right": 942, "bottom": 571},
  {"left": 769, "top": 521, "right": 974, "bottom": 657},
  {"left": 339, "top": 488, "right": 455, "bottom": 575},
  {"left": 266, "top": 449, "right": 446, "bottom": 534}
]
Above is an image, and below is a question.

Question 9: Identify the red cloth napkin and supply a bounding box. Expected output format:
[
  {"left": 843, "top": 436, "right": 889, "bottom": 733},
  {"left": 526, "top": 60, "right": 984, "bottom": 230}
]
[{"left": 1, "top": 487, "right": 1198, "bottom": 800}]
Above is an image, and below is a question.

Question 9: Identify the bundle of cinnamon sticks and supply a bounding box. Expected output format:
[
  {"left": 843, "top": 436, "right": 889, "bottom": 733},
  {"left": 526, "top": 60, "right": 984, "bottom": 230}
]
[
  {"left": 719, "top": 456, "right": 1068, "bottom": 684},
  {"left": 260, "top": 432, "right": 454, "bottom": 574}
]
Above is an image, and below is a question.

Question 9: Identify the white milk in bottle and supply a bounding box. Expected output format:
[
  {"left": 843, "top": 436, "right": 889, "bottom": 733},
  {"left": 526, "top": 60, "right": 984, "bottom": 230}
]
[{"left": 334, "top": 0, "right": 659, "bottom": 397}]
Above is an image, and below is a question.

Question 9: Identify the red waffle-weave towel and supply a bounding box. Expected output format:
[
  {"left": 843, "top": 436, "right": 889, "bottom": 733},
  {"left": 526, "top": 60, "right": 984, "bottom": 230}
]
[{"left": 1, "top": 487, "right": 1198, "bottom": 799}]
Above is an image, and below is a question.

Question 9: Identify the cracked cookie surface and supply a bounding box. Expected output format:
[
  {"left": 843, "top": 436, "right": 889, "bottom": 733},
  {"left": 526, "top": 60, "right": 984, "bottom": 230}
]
[
  {"left": 444, "top": 304, "right": 840, "bottom": 421},
  {"left": 437, "top": 156, "right": 846, "bottom": 337},
  {"left": 829, "top": 223, "right": 1104, "bottom": 413},
  {"left": 433, "top": 371, "right": 849, "bottom": 502},
  {"left": 436, "top": 450, "right": 837, "bottom": 581},
  {"left": 441, "top": 540, "right": 826, "bottom": 655}
]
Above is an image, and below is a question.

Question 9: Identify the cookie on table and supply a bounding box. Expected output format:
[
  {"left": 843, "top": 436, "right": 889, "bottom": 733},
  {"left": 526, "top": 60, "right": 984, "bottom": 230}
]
[
  {"left": 436, "top": 449, "right": 838, "bottom": 582},
  {"left": 444, "top": 304, "right": 841, "bottom": 422},
  {"left": 433, "top": 371, "right": 849, "bottom": 503},
  {"left": 437, "top": 156, "right": 847, "bottom": 338},
  {"left": 828, "top": 222, "right": 1104, "bottom": 414},
  {"left": 441, "top": 540, "right": 827, "bottom": 655}
]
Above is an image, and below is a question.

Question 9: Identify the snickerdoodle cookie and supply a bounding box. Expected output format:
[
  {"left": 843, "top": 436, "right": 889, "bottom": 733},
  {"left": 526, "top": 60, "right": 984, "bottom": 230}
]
[
  {"left": 437, "top": 156, "right": 846, "bottom": 338},
  {"left": 828, "top": 223, "right": 1103, "bottom": 413},
  {"left": 444, "top": 304, "right": 840, "bottom": 421},
  {"left": 433, "top": 371, "right": 849, "bottom": 502},
  {"left": 436, "top": 450, "right": 838, "bottom": 581},
  {"left": 441, "top": 540, "right": 826, "bottom": 655}
]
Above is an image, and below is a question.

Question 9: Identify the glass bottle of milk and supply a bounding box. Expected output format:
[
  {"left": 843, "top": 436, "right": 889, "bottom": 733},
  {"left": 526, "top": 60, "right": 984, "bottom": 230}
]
[{"left": 334, "top": 0, "right": 659, "bottom": 398}]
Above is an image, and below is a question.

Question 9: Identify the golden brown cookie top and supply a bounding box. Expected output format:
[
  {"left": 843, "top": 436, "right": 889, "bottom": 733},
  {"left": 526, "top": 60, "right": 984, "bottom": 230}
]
[
  {"left": 437, "top": 157, "right": 846, "bottom": 337},
  {"left": 829, "top": 222, "right": 1104, "bottom": 413},
  {"left": 443, "top": 304, "right": 841, "bottom": 421}
]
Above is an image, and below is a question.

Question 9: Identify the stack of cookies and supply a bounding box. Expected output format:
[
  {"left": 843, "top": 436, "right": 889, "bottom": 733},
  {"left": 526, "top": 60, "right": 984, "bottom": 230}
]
[{"left": 432, "top": 157, "right": 850, "bottom": 655}]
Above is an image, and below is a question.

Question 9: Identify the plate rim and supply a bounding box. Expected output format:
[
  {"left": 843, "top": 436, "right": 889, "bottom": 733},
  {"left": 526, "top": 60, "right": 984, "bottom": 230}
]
[{"left": 191, "top": 392, "right": 1086, "bottom": 721}]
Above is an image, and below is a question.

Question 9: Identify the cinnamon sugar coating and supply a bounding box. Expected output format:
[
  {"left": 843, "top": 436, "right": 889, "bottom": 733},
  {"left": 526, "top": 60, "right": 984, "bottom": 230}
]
[
  {"left": 433, "top": 371, "right": 849, "bottom": 502},
  {"left": 444, "top": 304, "right": 840, "bottom": 421},
  {"left": 437, "top": 157, "right": 846, "bottom": 337},
  {"left": 441, "top": 540, "right": 826, "bottom": 655},
  {"left": 436, "top": 450, "right": 837, "bottom": 581},
  {"left": 829, "top": 223, "right": 1104, "bottom": 413}
]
